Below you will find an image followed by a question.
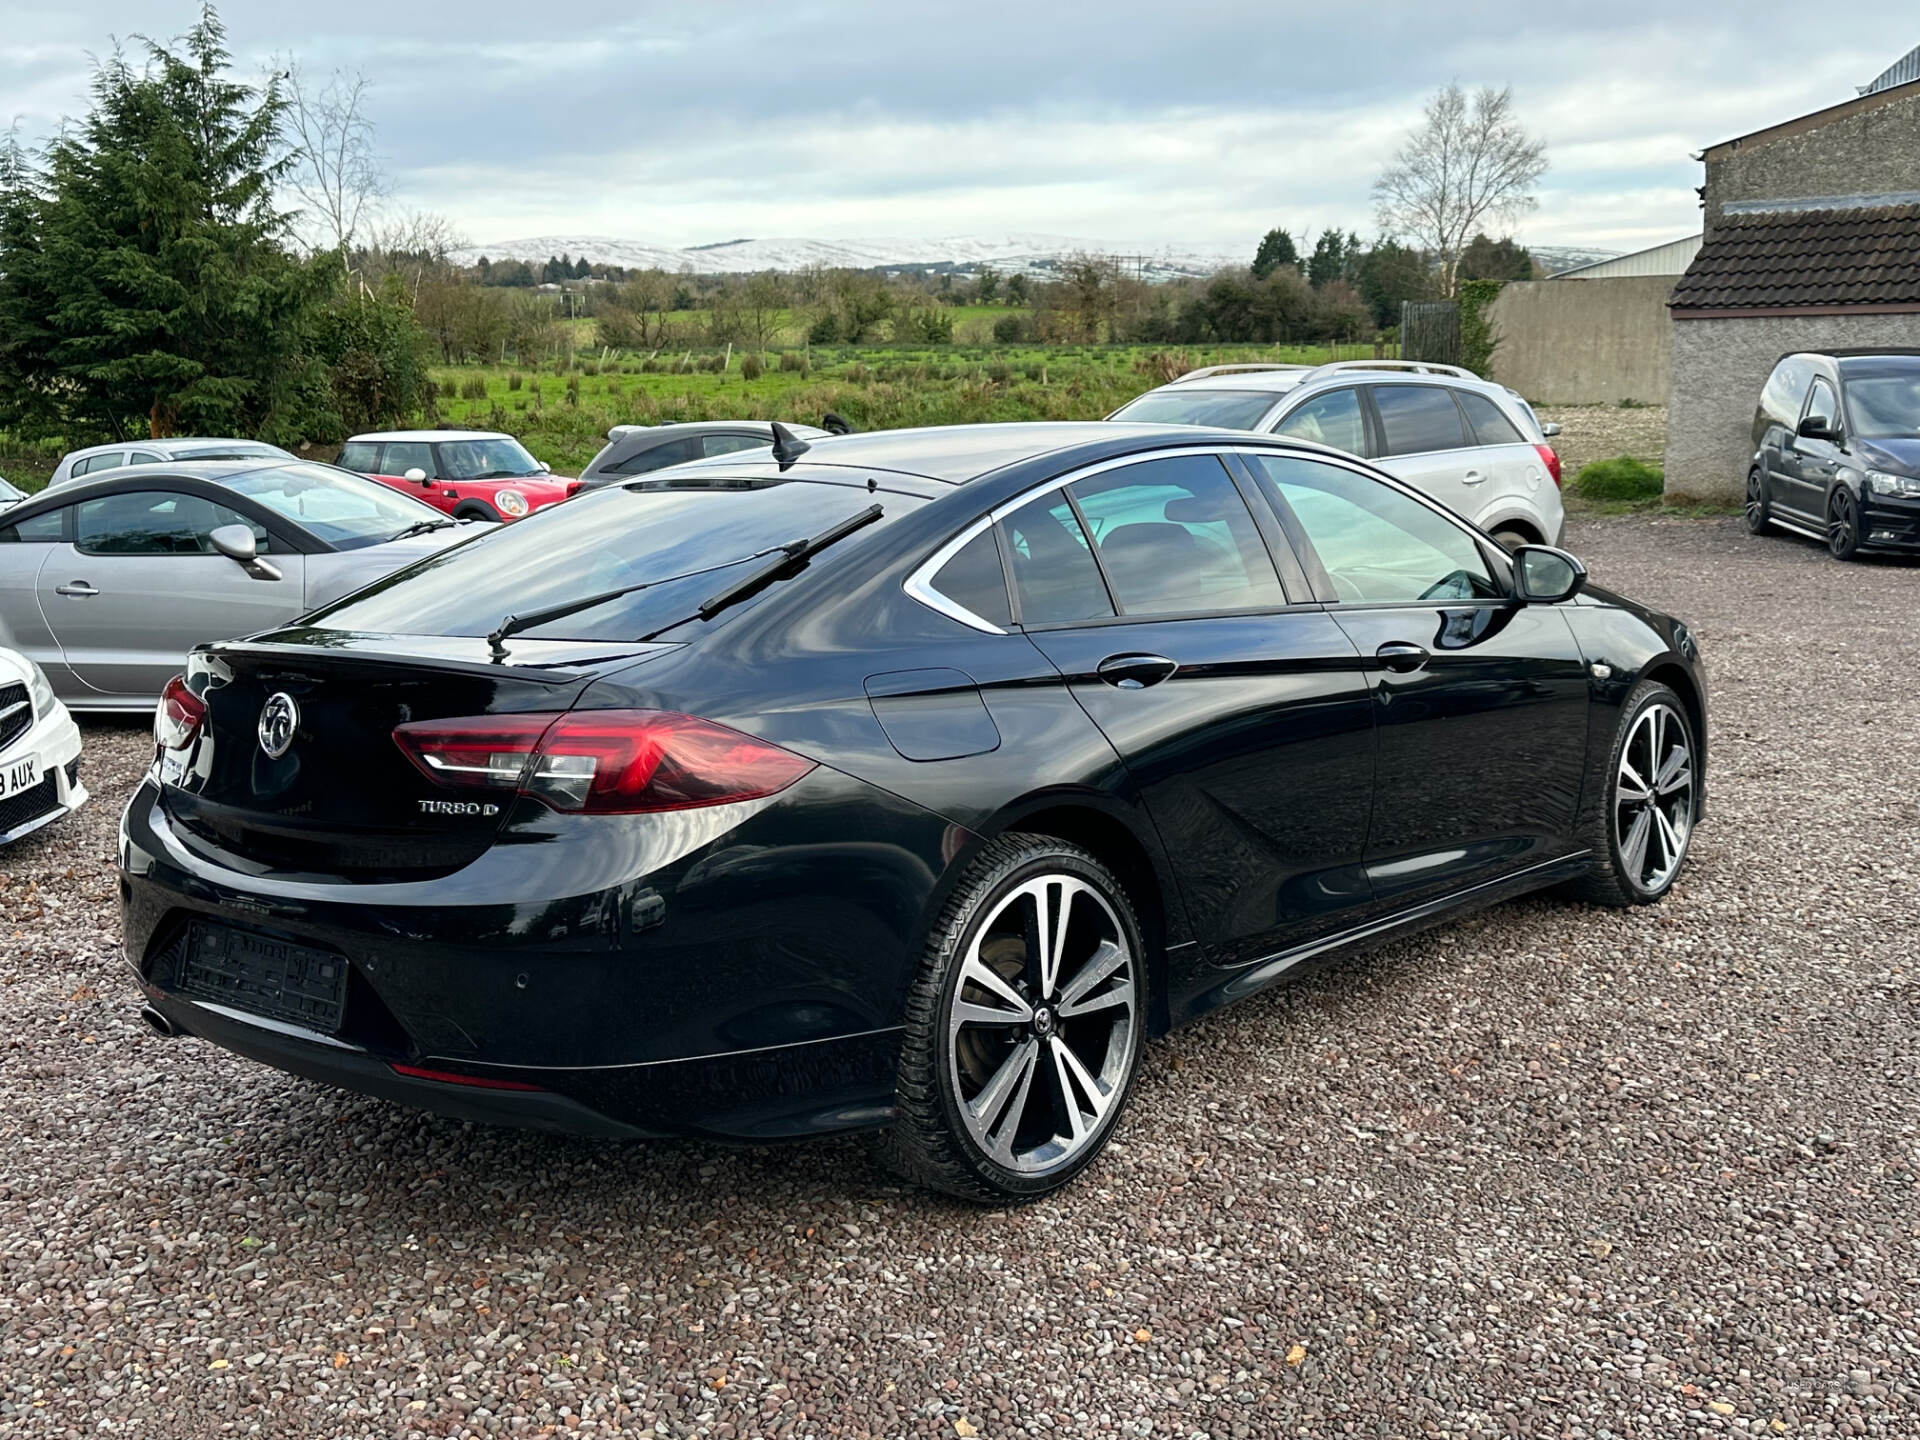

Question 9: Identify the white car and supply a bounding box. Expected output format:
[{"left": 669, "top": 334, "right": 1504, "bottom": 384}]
[
  {"left": 0, "top": 646, "right": 87, "bottom": 845},
  {"left": 1110, "top": 360, "right": 1566, "bottom": 549},
  {"left": 46, "top": 438, "right": 295, "bottom": 488}
]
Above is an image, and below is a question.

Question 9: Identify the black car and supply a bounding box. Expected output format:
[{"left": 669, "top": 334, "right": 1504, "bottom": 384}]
[
  {"left": 1746, "top": 348, "right": 1920, "bottom": 559},
  {"left": 577, "top": 421, "right": 833, "bottom": 488},
  {"left": 121, "top": 423, "right": 1708, "bottom": 1201}
]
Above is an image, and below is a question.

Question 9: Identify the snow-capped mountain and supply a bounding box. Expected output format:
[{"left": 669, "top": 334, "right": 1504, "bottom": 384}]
[{"left": 456, "top": 233, "right": 1242, "bottom": 282}]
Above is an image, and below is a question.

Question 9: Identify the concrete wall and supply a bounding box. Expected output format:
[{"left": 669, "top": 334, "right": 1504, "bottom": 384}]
[
  {"left": 1704, "top": 83, "right": 1920, "bottom": 226},
  {"left": 1486, "top": 276, "right": 1675, "bottom": 404},
  {"left": 1662, "top": 312, "right": 1920, "bottom": 501}
]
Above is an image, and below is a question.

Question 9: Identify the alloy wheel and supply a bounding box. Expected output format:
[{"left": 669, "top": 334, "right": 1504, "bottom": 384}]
[
  {"left": 1613, "top": 701, "right": 1694, "bottom": 893},
  {"left": 1828, "top": 490, "right": 1858, "bottom": 559},
  {"left": 946, "top": 873, "right": 1139, "bottom": 1174},
  {"left": 1745, "top": 468, "right": 1768, "bottom": 532}
]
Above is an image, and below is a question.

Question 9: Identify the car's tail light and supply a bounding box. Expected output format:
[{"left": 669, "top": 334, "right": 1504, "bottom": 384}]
[
  {"left": 1535, "top": 444, "right": 1563, "bottom": 487},
  {"left": 393, "top": 710, "right": 816, "bottom": 814},
  {"left": 154, "top": 675, "right": 207, "bottom": 751},
  {"left": 565, "top": 481, "right": 584, "bottom": 498}
]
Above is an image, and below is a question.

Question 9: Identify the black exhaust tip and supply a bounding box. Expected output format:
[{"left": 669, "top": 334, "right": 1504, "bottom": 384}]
[{"left": 139, "top": 1005, "right": 177, "bottom": 1038}]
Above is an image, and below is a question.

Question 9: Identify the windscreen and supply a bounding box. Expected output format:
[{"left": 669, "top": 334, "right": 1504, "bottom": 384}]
[
  {"left": 440, "top": 437, "right": 542, "bottom": 479},
  {"left": 226, "top": 463, "right": 446, "bottom": 549},
  {"left": 0, "top": 477, "right": 22, "bottom": 501},
  {"left": 314, "top": 480, "right": 916, "bottom": 642},
  {"left": 1109, "top": 389, "right": 1281, "bottom": 430},
  {"left": 1846, "top": 371, "right": 1920, "bottom": 439}
]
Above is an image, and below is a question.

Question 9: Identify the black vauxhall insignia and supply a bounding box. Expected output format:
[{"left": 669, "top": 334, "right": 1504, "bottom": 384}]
[{"left": 121, "top": 422, "right": 1707, "bottom": 1201}]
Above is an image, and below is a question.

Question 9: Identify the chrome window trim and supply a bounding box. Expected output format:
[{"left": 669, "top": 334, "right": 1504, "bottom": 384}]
[{"left": 902, "top": 442, "right": 1507, "bottom": 631}]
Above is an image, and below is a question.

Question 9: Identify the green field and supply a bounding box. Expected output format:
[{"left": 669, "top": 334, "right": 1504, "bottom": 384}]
[{"left": 427, "top": 342, "right": 1381, "bottom": 474}]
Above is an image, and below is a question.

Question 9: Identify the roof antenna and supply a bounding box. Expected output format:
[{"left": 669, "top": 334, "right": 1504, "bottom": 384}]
[{"left": 769, "top": 421, "right": 810, "bottom": 470}]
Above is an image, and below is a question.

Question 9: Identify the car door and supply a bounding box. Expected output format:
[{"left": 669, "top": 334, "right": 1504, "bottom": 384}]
[
  {"left": 37, "top": 488, "right": 306, "bottom": 700},
  {"left": 0, "top": 505, "right": 76, "bottom": 694},
  {"left": 1364, "top": 383, "right": 1486, "bottom": 522},
  {"left": 1007, "top": 452, "right": 1378, "bottom": 969},
  {"left": 1270, "top": 386, "right": 1373, "bottom": 458},
  {"left": 1452, "top": 389, "right": 1550, "bottom": 525},
  {"left": 1784, "top": 376, "right": 1845, "bottom": 520},
  {"left": 1241, "top": 451, "right": 1592, "bottom": 913}
]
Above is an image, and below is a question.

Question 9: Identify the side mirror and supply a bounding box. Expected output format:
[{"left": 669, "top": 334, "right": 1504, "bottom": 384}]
[
  {"left": 1511, "top": 544, "right": 1587, "bottom": 605},
  {"left": 1539, "top": 421, "right": 1562, "bottom": 438},
  {"left": 404, "top": 467, "right": 429, "bottom": 483},
  {"left": 1797, "top": 415, "right": 1838, "bottom": 442},
  {"left": 209, "top": 523, "right": 282, "bottom": 582}
]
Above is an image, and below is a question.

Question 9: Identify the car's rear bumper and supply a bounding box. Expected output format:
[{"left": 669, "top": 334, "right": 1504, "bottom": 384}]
[{"left": 118, "top": 770, "right": 953, "bottom": 1141}]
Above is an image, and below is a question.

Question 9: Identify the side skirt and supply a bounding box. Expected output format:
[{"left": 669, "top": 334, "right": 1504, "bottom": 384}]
[{"left": 1172, "top": 850, "right": 1593, "bottom": 1026}]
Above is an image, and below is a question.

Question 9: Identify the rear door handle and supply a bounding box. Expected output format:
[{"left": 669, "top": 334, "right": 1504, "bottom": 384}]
[
  {"left": 55, "top": 581, "right": 98, "bottom": 597},
  {"left": 1375, "top": 641, "right": 1429, "bottom": 673},
  {"left": 1096, "top": 653, "right": 1178, "bottom": 690},
  {"left": 1460, "top": 469, "right": 1486, "bottom": 485}
]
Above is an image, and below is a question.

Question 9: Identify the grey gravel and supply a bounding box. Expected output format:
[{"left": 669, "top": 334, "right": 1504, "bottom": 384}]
[
  {"left": 1536, "top": 404, "right": 1667, "bottom": 479},
  {"left": 2, "top": 514, "right": 1918, "bottom": 1439}
]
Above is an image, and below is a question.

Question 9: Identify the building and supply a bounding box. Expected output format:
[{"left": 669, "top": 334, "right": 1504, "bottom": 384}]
[
  {"left": 1550, "top": 234, "right": 1702, "bottom": 280},
  {"left": 1663, "top": 58, "right": 1920, "bottom": 499}
]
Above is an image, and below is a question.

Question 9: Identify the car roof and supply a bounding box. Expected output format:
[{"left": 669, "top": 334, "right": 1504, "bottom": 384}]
[
  {"left": 1139, "top": 362, "right": 1517, "bottom": 403},
  {"left": 347, "top": 429, "right": 512, "bottom": 443},
  {"left": 61, "top": 436, "right": 282, "bottom": 458},
  {"left": 2, "top": 458, "right": 350, "bottom": 521},
  {"left": 643, "top": 421, "right": 1345, "bottom": 489}
]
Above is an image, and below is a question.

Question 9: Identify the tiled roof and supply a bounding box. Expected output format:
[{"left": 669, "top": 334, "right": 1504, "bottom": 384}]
[{"left": 1670, "top": 204, "right": 1920, "bottom": 312}]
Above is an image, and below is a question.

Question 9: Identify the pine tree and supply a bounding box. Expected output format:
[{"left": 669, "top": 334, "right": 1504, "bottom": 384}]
[
  {"left": 0, "top": 6, "right": 321, "bottom": 441},
  {"left": 1251, "top": 228, "right": 1300, "bottom": 281}
]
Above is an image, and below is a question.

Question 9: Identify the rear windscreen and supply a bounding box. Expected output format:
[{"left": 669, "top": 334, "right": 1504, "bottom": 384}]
[{"left": 313, "top": 480, "right": 918, "bottom": 642}]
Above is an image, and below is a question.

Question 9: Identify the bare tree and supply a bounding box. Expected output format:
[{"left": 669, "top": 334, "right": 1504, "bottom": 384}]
[
  {"left": 361, "top": 210, "right": 466, "bottom": 301},
  {"left": 282, "top": 62, "right": 386, "bottom": 262},
  {"left": 1373, "top": 84, "right": 1547, "bottom": 296}
]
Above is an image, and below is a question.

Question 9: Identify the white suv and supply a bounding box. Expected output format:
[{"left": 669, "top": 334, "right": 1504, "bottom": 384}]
[{"left": 1111, "top": 361, "right": 1565, "bottom": 548}]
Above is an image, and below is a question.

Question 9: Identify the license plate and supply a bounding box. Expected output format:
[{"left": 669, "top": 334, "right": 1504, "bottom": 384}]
[
  {"left": 1, "top": 753, "right": 38, "bottom": 800},
  {"left": 175, "top": 923, "right": 350, "bottom": 1033}
]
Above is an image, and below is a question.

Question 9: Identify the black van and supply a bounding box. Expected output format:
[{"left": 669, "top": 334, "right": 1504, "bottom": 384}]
[{"left": 1747, "top": 349, "right": 1920, "bottom": 560}]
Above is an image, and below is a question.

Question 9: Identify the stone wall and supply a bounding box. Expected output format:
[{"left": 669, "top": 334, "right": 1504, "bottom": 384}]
[
  {"left": 1486, "top": 277, "right": 1675, "bottom": 404},
  {"left": 1663, "top": 312, "right": 1920, "bottom": 500},
  {"left": 1704, "top": 84, "right": 1920, "bottom": 225}
]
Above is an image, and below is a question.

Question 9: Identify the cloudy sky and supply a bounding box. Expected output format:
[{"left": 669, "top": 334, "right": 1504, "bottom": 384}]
[{"left": 3, "top": 1, "right": 1913, "bottom": 257}]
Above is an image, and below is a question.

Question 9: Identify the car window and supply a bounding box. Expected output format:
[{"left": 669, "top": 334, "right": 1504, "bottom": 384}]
[
  {"left": 1455, "top": 391, "right": 1525, "bottom": 446},
  {"left": 1274, "top": 388, "right": 1366, "bottom": 453},
  {"left": 1804, "top": 378, "right": 1840, "bottom": 429},
  {"left": 130, "top": 451, "right": 165, "bottom": 465},
  {"left": 0, "top": 508, "right": 65, "bottom": 543},
  {"left": 1844, "top": 370, "right": 1920, "bottom": 438},
  {"left": 1108, "top": 388, "right": 1281, "bottom": 430},
  {"left": 0, "top": 477, "right": 23, "bottom": 503},
  {"left": 1371, "top": 385, "right": 1470, "bottom": 456},
  {"left": 316, "top": 482, "right": 921, "bottom": 643},
  {"left": 75, "top": 491, "right": 265, "bottom": 557},
  {"left": 336, "top": 442, "right": 380, "bottom": 473},
  {"left": 224, "top": 463, "right": 445, "bottom": 551},
  {"left": 1761, "top": 357, "right": 1813, "bottom": 427},
  {"left": 999, "top": 492, "right": 1114, "bottom": 626},
  {"left": 1246, "top": 454, "right": 1500, "bottom": 604},
  {"left": 1068, "top": 455, "right": 1285, "bottom": 616},
  {"left": 611, "top": 436, "right": 703, "bottom": 474},
  {"left": 439, "top": 437, "right": 540, "bottom": 480},
  {"left": 382, "top": 442, "right": 436, "bottom": 478},
  {"left": 73, "top": 452, "right": 126, "bottom": 477},
  {"left": 927, "top": 529, "right": 1012, "bottom": 628},
  {"left": 702, "top": 433, "right": 770, "bottom": 458}
]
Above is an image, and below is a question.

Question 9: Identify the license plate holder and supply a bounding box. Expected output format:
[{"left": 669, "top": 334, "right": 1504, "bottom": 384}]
[{"left": 175, "top": 923, "right": 349, "bottom": 1033}]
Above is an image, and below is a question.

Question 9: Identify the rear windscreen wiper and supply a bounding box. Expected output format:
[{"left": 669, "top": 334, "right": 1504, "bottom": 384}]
[
  {"left": 636, "top": 503, "right": 884, "bottom": 643},
  {"left": 486, "top": 541, "right": 804, "bottom": 660}
]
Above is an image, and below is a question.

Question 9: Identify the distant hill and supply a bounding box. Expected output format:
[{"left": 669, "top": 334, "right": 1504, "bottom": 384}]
[{"left": 455, "top": 234, "right": 1622, "bottom": 284}]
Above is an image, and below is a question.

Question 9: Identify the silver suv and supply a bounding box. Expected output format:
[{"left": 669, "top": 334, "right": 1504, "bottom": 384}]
[{"left": 1111, "top": 361, "right": 1565, "bottom": 548}]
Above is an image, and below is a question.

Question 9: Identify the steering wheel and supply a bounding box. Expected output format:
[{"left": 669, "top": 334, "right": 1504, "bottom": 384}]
[{"left": 1418, "top": 569, "right": 1477, "bottom": 602}]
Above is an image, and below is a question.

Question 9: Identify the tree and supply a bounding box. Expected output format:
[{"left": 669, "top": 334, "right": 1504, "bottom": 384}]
[
  {"left": 741, "top": 271, "right": 788, "bottom": 351},
  {"left": 573, "top": 255, "right": 592, "bottom": 279},
  {"left": 1372, "top": 84, "right": 1547, "bottom": 295},
  {"left": 1005, "top": 272, "right": 1029, "bottom": 306},
  {"left": 281, "top": 62, "right": 384, "bottom": 262},
  {"left": 0, "top": 7, "right": 323, "bottom": 442},
  {"left": 1250, "top": 228, "right": 1299, "bottom": 281},
  {"left": 1307, "top": 230, "right": 1355, "bottom": 289},
  {"left": 1458, "top": 232, "right": 1535, "bottom": 282},
  {"left": 1353, "top": 239, "right": 1435, "bottom": 329},
  {"left": 975, "top": 265, "right": 999, "bottom": 305}
]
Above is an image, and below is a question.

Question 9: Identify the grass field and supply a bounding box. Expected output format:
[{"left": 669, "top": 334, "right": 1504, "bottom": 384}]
[{"left": 427, "top": 342, "right": 1381, "bottom": 473}]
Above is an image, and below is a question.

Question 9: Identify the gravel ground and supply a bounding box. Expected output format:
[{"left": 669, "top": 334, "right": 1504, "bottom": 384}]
[
  {"left": 2, "top": 516, "right": 1917, "bottom": 1440},
  {"left": 1535, "top": 406, "right": 1668, "bottom": 481}
]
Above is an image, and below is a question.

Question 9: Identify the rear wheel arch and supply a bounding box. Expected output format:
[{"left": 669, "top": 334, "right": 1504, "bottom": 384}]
[{"left": 452, "top": 499, "right": 501, "bottom": 523}]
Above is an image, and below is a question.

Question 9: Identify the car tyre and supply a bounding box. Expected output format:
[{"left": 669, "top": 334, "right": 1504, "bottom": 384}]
[
  {"left": 1744, "top": 466, "right": 1774, "bottom": 535},
  {"left": 1827, "top": 488, "right": 1862, "bottom": 561},
  {"left": 872, "top": 833, "right": 1146, "bottom": 1203},
  {"left": 1560, "top": 680, "right": 1697, "bottom": 907},
  {"left": 1492, "top": 528, "right": 1532, "bottom": 551}
]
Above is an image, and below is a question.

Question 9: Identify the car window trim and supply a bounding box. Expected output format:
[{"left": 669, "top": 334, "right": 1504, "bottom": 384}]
[{"left": 1268, "top": 386, "right": 1374, "bottom": 461}]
